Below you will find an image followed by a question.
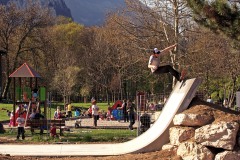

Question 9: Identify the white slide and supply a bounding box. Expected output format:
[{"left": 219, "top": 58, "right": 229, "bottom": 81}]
[{"left": 0, "top": 78, "right": 202, "bottom": 156}]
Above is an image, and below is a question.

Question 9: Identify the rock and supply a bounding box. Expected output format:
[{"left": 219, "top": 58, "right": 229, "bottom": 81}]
[
  {"left": 173, "top": 113, "right": 213, "bottom": 127},
  {"left": 214, "top": 151, "right": 240, "bottom": 160},
  {"left": 162, "top": 143, "right": 177, "bottom": 151},
  {"left": 238, "top": 136, "right": 240, "bottom": 147},
  {"left": 195, "top": 121, "right": 239, "bottom": 150},
  {"left": 169, "top": 126, "right": 195, "bottom": 145},
  {"left": 177, "top": 141, "right": 214, "bottom": 160}
]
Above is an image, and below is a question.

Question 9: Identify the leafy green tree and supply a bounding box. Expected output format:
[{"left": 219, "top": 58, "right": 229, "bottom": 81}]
[
  {"left": 52, "top": 66, "right": 81, "bottom": 104},
  {"left": 46, "top": 19, "right": 84, "bottom": 103},
  {"left": 80, "top": 85, "right": 92, "bottom": 103}
]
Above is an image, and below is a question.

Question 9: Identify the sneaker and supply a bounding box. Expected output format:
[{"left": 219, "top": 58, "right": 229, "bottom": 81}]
[
  {"left": 128, "top": 126, "right": 133, "bottom": 130},
  {"left": 180, "top": 69, "right": 187, "bottom": 81}
]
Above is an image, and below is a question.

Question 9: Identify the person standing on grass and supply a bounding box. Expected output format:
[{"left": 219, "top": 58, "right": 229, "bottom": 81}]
[
  {"left": 9, "top": 111, "right": 14, "bottom": 127},
  {"left": 16, "top": 113, "right": 25, "bottom": 140},
  {"left": 67, "top": 103, "right": 72, "bottom": 118},
  {"left": 121, "top": 99, "right": 129, "bottom": 122},
  {"left": 91, "top": 100, "right": 99, "bottom": 127},
  {"left": 127, "top": 99, "right": 136, "bottom": 130}
]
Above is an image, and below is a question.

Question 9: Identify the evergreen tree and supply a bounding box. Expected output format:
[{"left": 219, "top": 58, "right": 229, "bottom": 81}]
[{"left": 187, "top": 0, "right": 240, "bottom": 41}]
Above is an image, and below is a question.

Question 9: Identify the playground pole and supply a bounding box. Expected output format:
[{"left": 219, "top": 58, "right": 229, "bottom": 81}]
[
  {"left": 47, "top": 91, "right": 52, "bottom": 136},
  {"left": 13, "top": 78, "right": 16, "bottom": 126}
]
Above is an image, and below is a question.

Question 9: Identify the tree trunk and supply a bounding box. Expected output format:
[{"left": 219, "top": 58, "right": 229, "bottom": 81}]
[
  {"left": 228, "top": 75, "right": 236, "bottom": 108},
  {"left": 106, "top": 88, "right": 110, "bottom": 105},
  {"left": 63, "top": 95, "right": 66, "bottom": 105},
  {"left": 1, "top": 77, "right": 11, "bottom": 99}
]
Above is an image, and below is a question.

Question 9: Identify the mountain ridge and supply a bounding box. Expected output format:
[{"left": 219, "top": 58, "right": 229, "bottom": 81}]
[
  {"left": 0, "top": 0, "right": 73, "bottom": 21},
  {"left": 0, "top": 0, "right": 126, "bottom": 26},
  {"left": 64, "top": 0, "right": 125, "bottom": 26}
]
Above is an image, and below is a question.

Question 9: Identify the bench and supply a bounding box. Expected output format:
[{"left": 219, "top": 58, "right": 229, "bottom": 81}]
[{"left": 26, "top": 119, "right": 65, "bottom": 136}]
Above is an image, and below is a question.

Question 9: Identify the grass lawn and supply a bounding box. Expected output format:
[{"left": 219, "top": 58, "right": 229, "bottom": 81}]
[
  {"left": 0, "top": 102, "right": 116, "bottom": 122},
  {"left": 0, "top": 101, "right": 137, "bottom": 144},
  {"left": 0, "top": 128, "right": 137, "bottom": 143},
  {"left": 0, "top": 103, "right": 13, "bottom": 121}
]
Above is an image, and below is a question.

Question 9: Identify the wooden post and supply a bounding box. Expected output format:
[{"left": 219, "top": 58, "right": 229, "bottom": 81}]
[{"left": 13, "top": 78, "right": 16, "bottom": 126}]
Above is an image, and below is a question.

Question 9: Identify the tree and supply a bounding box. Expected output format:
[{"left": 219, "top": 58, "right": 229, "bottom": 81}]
[
  {"left": 46, "top": 19, "right": 84, "bottom": 104},
  {"left": 52, "top": 65, "right": 81, "bottom": 105},
  {"left": 184, "top": 27, "right": 228, "bottom": 89},
  {"left": 80, "top": 85, "right": 92, "bottom": 103},
  {"left": 186, "top": 0, "right": 240, "bottom": 42},
  {"left": 78, "top": 14, "right": 148, "bottom": 101},
  {"left": 186, "top": 0, "right": 240, "bottom": 106},
  {"left": 0, "top": 1, "right": 54, "bottom": 99},
  {"left": 182, "top": 24, "right": 240, "bottom": 107},
  {"left": 111, "top": 0, "right": 195, "bottom": 91},
  {"left": 78, "top": 26, "right": 118, "bottom": 102}
]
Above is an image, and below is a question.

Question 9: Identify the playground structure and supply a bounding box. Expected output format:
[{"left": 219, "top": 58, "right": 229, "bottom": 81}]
[
  {"left": 110, "top": 92, "right": 149, "bottom": 126},
  {"left": 87, "top": 100, "right": 123, "bottom": 120},
  {"left": 0, "top": 78, "right": 202, "bottom": 156},
  {"left": 9, "top": 63, "right": 47, "bottom": 126},
  {"left": 110, "top": 94, "right": 147, "bottom": 121},
  {"left": 110, "top": 100, "right": 122, "bottom": 120}
]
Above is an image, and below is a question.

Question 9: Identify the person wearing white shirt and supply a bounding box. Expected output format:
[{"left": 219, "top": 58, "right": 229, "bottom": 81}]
[
  {"left": 91, "top": 100, "right": 99, "bottom": 127},
  {"left": 148, "top": 44, "right": 182, "bottom": 81},
  {"left": 16, "top": 114, "right": 25, "bottom": 140}
]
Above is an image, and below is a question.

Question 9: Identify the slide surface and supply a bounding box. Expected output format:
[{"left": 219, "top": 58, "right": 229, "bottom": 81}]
[{"left": 0, "top": 78, "right": 202, "bottom": 156}]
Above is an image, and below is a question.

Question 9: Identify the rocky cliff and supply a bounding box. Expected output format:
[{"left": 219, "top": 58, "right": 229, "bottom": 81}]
[{"left": 0, "top": 0, "right": 72, "bottom": 20}]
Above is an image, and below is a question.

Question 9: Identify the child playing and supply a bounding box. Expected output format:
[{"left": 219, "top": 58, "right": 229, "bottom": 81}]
[
  {"left": 54, "top": 107, "right": 62, "bottom": 119},
  {"left": 8, "top": 111, "right": 14, "bottom": 127},
  {"left": 50, "top": 123, "right": 57, "bottom": 138},
  {"left": 106, "top": 106, "right": 112, "bottom": 121},
  {"left": 74, "top": 108, "right": 80, "bottom": 117},
  {"left": 16, "top": 113, "right": 25, "bottom": 140}
]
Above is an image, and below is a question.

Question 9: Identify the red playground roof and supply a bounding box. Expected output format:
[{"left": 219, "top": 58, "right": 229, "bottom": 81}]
[{"left": 9, "top": 63, "right": 41, "bottom": 78}]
